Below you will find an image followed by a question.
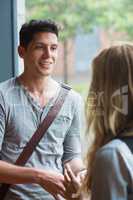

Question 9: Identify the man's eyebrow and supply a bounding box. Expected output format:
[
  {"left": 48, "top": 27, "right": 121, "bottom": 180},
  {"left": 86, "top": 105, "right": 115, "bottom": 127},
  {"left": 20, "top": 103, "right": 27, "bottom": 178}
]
[
  {"left": 35, "top": 42, "right": 58, "bottom": 46},
  {"left": 52, "top": 44, "right": 58, "bottom": 46},
  {"left": 35, "top": 42, "right": 44, "bottom": 45}
]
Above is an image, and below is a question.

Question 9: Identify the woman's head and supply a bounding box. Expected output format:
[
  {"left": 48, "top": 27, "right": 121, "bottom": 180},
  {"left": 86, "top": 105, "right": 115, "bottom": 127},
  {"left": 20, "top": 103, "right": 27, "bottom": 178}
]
[
  {"left": 87, "top": 43, "right": 133, "bottom": 140},
  {"left": 84, "top": 43, "right": 133, "bottom": 193}
]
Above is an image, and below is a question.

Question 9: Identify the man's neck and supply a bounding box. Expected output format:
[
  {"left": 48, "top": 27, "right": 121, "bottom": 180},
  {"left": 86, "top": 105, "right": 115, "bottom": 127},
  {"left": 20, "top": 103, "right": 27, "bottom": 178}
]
[
  {"left": 18, "top": 73, "right": 59, "bottom": 107},
  {"left": 18, "top": 73, "right": 53, "bottom": 94}
]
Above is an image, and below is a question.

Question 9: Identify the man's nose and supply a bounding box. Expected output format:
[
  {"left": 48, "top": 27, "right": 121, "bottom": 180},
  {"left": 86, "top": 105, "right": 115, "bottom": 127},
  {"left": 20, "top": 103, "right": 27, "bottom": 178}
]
[{"left": 43, "top": 48, "right": 51, "bottom": 58}]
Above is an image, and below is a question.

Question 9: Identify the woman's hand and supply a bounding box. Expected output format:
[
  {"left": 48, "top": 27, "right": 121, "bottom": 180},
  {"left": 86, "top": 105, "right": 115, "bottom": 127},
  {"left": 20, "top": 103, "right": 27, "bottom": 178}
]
[{"left": 64, "top": 164, "right": 86, "bottom": 200}]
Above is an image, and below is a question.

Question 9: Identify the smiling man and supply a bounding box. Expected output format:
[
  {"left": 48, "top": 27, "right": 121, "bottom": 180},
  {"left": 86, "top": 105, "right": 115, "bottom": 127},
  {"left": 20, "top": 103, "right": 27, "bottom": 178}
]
[{"left": 0, "top": 20, "right": 84, "bottom": 200}]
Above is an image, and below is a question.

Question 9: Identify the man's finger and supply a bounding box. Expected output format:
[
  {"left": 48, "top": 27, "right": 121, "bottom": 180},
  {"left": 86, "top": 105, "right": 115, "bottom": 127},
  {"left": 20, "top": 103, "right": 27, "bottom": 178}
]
[{"left": 53, "top": 194, "right": 61, "bottom": 200}]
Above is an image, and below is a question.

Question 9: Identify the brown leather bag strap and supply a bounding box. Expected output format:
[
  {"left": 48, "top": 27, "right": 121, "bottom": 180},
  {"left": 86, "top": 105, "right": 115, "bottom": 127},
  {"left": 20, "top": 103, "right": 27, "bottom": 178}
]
[{"left": 0, "top": 84, "right": 71, "bottom": 200}]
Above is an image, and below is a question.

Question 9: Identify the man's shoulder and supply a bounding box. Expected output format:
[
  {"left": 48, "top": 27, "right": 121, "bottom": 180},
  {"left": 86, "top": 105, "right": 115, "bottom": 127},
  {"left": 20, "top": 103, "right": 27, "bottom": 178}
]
[
  {"left": 61, "top": 83, "right": 82, "bottom": 100},
  {"left": 60, "top": 84, "right": 83, "bottom": 112},
  {"left": 0, "top": 77, "right": 16, "bottom": 88},
  {"left": 0, "top": 77, "right": 17, "bottom": 95}
]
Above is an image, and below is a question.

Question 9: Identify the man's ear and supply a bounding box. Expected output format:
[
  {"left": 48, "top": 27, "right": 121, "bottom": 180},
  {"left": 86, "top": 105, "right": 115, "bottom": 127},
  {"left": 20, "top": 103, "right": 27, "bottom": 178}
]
[{"left": 18, "top": 45, "right": 25, "bottom": 58}]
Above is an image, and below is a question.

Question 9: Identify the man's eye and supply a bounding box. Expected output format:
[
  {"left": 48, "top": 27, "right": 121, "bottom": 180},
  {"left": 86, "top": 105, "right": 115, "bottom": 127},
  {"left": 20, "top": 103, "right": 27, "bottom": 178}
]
[
  {"left": 36, "top": 45, "right": 43, "bottom": 49},
  {"left": 51, "top": 46, "right": 57, "bottom": 51}
]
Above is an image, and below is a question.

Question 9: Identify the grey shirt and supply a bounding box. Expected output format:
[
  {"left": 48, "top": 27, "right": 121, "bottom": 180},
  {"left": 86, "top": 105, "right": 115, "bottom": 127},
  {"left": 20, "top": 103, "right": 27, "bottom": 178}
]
[
  {"left": 0, "top": 78, "right": 83, "bottom": 200},
  {"left": 91, "top": 139, "right": 133, "bottom": 200}
]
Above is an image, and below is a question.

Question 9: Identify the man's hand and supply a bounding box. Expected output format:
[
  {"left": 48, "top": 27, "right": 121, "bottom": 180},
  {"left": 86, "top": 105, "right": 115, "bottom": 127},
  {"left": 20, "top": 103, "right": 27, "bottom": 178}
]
[{"left": 39, "top": 170, "right": 67, "bottom": 200}]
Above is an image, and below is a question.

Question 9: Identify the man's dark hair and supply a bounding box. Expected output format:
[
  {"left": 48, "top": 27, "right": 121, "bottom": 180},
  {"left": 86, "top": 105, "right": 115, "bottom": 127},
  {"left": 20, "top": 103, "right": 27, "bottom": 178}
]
[{"left": 19, "top": 19, "right": 59, "bottom": 48}]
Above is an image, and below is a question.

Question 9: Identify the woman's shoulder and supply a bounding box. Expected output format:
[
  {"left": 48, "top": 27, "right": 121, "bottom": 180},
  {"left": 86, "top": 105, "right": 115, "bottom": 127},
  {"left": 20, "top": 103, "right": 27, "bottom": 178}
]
[
  {"left": 95, "top": 139, "right": 133, "bottom": 169},
  {"left": 99, "top": 139, "right": 131, "bottom": 153}
]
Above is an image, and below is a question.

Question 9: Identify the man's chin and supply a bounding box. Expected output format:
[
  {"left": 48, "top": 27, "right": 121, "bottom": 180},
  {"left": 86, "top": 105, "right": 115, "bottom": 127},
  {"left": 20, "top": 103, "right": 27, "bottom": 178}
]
[{"left": 38, "top": 69, "right": 53, "bottom": 77}]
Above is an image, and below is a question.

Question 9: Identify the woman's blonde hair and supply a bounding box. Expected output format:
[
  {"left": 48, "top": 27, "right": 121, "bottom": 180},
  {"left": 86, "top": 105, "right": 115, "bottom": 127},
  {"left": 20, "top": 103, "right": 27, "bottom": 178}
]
[{"left": 83, "top": 43, "right": 133, "bottom": 193}]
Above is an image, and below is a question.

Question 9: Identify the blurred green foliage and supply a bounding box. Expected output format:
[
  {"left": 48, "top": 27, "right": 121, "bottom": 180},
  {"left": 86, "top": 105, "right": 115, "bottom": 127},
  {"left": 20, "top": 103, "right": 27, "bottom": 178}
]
[{"left": 26, "top": 0, "right": 133, "bottom": 40}]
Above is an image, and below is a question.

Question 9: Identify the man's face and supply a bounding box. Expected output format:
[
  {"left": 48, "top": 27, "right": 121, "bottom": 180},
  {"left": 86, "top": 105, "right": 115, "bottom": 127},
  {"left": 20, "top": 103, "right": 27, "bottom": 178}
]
[{"left": 19, "top": 32, "right": 58, "bottom": 78}]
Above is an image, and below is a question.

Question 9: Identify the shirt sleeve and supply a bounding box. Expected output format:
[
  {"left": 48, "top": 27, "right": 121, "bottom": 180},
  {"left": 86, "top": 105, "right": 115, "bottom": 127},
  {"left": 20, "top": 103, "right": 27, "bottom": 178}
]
[
  {"left": 62, "top": 94, "right": 84, "bottom": 163},
  {"left": 0, "top": 92, "right": 6, "bottom": 151},
  {"left": 91, "top": 147, "right": 130, "bottom": 200}
]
